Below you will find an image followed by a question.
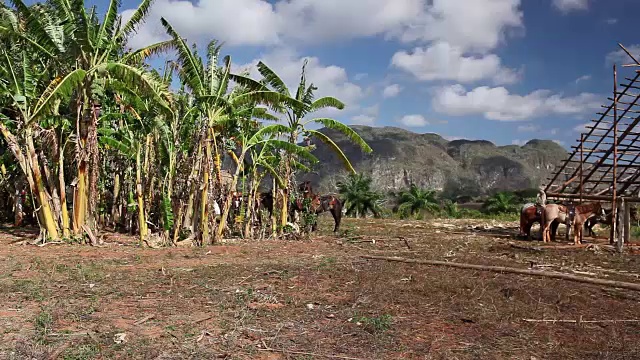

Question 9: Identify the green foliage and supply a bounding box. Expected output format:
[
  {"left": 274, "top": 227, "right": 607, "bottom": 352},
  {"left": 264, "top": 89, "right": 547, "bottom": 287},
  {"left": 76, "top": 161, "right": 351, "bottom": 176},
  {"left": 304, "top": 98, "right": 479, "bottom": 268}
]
[
  {"left": 482, "top": 191, "right": 519, "bottom": 215},
  {"left": 337, "top": 173, "right": 384, "bottom": 218},
  {"left": 440, "top": 199, "right": 461, "bottom": 219},
  {"left": 161, "top": 194, "right": 174, "bottom": 231},
  {"left": 394, "top": 184, "right": 440, "bottom": 219},
  {"left": 34, "top": 307, "right": 53, "bottom": 344},
  {"left": 0, "top": 0, "right": 372, "bottom": 243},
  {"left": 350, "top": 313, "right": 393, "bottom": 333}
]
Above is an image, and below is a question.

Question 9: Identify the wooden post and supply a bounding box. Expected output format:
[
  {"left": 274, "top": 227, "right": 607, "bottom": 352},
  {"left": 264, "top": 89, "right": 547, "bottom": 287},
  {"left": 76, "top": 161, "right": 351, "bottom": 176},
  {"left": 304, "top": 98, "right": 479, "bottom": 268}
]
[
  {"left": 622, "top": 198, "right": 631, "bottom": 252},
  {"left": 616, "top": 198, "right": 624, "bottom": 252},
  {"left": 610, "top": 64, "right": 619, "bottom": 245},
  {"left": 580, "top": 134, "right": 584, "bottom": 205}
]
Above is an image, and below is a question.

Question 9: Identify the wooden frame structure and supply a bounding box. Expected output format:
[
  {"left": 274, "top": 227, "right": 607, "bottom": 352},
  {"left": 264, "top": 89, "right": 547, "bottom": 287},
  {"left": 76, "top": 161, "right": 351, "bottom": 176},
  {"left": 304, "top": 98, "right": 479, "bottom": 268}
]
[{"left": 544, "top": 43, "right": 640, "bottom": 250}]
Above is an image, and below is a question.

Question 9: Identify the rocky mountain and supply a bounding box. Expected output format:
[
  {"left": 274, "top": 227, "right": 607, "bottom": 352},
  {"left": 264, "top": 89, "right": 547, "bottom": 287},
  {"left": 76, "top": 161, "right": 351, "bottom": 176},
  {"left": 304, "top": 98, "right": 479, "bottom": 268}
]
[{"left": 300, "top": 125, "right": 568, "bottom": 197}]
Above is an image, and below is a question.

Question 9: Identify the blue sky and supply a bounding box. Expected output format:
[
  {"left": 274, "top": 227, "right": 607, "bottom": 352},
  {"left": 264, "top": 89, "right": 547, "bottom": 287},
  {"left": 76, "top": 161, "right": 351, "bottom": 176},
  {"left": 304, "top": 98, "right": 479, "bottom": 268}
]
[{"left": 94, "top": 0, "right": 640, "bottom": 148}]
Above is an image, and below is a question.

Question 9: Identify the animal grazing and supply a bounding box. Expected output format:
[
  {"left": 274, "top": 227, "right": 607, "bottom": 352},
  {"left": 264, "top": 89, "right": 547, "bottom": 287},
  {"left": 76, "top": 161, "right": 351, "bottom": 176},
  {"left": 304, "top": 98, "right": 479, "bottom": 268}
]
[
  {"left": 292, "top": 181, "right": 343, "bottom": 233},
  {"left": 542, "top": 202, "right": 606, "bottom": 245},
  {"left": 519, "top": 203, "right": 558, "bottom": 241}
]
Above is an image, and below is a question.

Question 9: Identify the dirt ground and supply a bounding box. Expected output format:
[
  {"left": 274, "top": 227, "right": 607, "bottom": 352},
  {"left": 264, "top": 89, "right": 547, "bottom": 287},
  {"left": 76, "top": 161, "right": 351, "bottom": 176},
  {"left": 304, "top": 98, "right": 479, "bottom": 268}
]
[{"left": 1, "top": 216, "right": 640, "bottom": 360}]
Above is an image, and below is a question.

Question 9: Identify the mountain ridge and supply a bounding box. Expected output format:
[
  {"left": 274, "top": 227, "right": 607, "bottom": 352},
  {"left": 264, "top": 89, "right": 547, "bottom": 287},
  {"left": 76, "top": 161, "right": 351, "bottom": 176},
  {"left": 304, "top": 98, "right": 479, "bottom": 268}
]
[{"left": 300, "top": 125, "right": 567, "bottom": 197}]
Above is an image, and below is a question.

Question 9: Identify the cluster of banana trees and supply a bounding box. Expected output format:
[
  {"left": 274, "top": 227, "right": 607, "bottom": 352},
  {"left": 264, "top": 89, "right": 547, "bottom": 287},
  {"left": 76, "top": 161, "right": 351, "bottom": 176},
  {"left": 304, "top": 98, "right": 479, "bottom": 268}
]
[{"left": 0, "top": 0, "right": 372, "bottom": 245}]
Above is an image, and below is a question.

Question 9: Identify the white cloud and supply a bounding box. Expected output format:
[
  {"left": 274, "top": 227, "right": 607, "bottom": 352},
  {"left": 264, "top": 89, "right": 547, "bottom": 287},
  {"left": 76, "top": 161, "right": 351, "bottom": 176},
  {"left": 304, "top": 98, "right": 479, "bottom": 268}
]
[
  {"left": 553, "top": 139, "right": 565, "bottom": 146},
  {"left": 550, "top": 128, "right": 559, "bottom": 135},
  {"left": 350, "top": 104, "right": 379, "bottom": 125},
  {"left": 606, "top": 18, "right": 618, "bottom": 25},
  {"left": 573, "top": 122, "right": 607, "bottom": 135},
  {"left": 121, "top": 0, "right": 281, "bottom": 49},
  {"left": 399, "top": 114, "right": 429, "bottom": 127},
  {"left": 552, "top": 0, "right": 589, "bottom": 14},
  {"left": 432, "top": 84, "right": 602, "bottom": 121},
  {"left": 575, "top": 75, "right": 591, "bottom": 84},
  {"left": 517, "top": 124, "right": 538, "bottom": 132},
  {"left": 122, "top": 0, "right": 523, "bottom": 53},
  {"left": 351, "top": 115, "right": 376, "bottom": 125},
  {"left": 512, "top": 139, "right": 527, "bottom": 146},
  {"left": 235, "top": 47, "right": 364, "bottom": 115},
  {"left": 444, "top": 135, "right": 465, "bottom": 141},
  {"left": 606, "top": 44, "right": 640, "bottom": 65},
  {"left": 354, "top": 73, "right": 369, "bottom": 81},
  {"left": 393, "top": 0, "right": 524, "bottom": 53},
  {"left": 391, "top": 41, "right": 521, "bottom": 84},
  {"left": 382, "top": 84, "right": 402, "bottom": 98}
]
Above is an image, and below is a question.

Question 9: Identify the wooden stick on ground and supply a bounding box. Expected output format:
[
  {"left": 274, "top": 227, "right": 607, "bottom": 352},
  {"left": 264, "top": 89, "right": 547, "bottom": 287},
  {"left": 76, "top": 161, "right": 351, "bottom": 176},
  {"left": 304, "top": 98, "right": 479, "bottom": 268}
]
[
  {"left": 361, "top": 255, "right": 640, "bottom": 292},
  {"left": 522, "top": 318, "right": 640, "bottom": 324},
  {"left": 258, "top": 345, "right": 363, "bottom": 360}
]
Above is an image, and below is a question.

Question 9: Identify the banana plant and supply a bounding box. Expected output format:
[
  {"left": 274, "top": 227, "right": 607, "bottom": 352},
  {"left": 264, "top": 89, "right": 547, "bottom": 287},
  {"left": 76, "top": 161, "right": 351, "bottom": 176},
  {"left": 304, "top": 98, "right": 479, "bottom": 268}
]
[{"left": 233, "top": 60, "right": 373, "bottom": 230}]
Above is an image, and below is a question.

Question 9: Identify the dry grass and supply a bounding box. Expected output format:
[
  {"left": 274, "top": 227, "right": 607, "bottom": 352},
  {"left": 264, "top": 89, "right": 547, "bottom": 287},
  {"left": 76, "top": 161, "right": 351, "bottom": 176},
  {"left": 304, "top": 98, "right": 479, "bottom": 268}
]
[{"left": 0, "top": 216, "right": 639, "bottom": 359}]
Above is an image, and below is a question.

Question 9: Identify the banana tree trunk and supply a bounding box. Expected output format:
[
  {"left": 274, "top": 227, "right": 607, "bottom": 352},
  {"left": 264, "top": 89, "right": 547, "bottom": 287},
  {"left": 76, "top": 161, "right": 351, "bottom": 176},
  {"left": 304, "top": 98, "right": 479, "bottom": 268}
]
[
  {"left": 41, "top": 150, "right": 63, "bottom": 229},
  {"left": 73, "top": 162, "right": 88, "bottom": 234},
  {"left": 173, "top": 201, "right": 184, "bottom": 244},
  {"left": 111, "top": 169, "right": 121, "bottom": 228},
  {"left": 183, "top": 143, "right": 202, "bottom": 232},
  {"left": 216, "top": 153, "right": 246, "bottom": 242},
  {"left": 136, "top": 144, "right": 148, "bottom": 242},
  {"left": 59, "top": 148, "right": 70, "bottom": 238},
  {"left": 243, "top": 175, "right": 259, "bottom": 239},
  {"left": 271, "top": 178, "right": 277, "bottom": 238},
  {"left": 1, "top": 124, "right": 31, "bottom": 229},
  {"left": 25, "top": 130, "right": 59, "bottom": 240},
  {"left": 200, "top": 136, "right": 212, "bottom": 244}
]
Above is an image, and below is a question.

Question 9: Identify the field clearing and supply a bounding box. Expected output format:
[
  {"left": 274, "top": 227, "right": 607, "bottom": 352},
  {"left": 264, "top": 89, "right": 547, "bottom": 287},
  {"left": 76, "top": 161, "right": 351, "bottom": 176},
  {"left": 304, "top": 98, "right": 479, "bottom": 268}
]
[{"left": 1, "top": 217, "right": 640, "bottom": 359}]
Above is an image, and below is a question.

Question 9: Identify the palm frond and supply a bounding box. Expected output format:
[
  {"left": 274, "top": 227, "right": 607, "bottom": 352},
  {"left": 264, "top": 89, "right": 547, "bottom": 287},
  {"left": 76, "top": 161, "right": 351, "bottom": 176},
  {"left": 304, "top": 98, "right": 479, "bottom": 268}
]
[
  {"left": 269, "top": 139, "right": 318, "bottom": 164},
  {"left": 97, "top": 0, "right": 120, "bottom": 48},
  {"left": 310, "top": 118, "right": 372, "bottom": 153},
  {"left": 306, "top": 129, "right": 356, "bottom": 173},
  {"left": 310, "top": 96, "right": 345, "bottom": 111},
  {"left": 160, "top": 17, "right": 204, "bottom": 95},
  {"left": 248, "top": 124, "right": 290, "bottom": 144},
  {"left": 99, "top": 62, "right": 173, "bottom": 116},
  {"left": 31, "top": 68, "right": 87, "bottom": 122},
  {"left": 117, "top": 0, "right": 153, "bottom": 42},
  {"left": 229, "top": 73, "right": 269, "bottom": 92},
  {"left": 122, "top": 40, "right": 174, "bottom": 65},
  {"left": 257, "top": 61, "right": 289, "bottom": 96}
]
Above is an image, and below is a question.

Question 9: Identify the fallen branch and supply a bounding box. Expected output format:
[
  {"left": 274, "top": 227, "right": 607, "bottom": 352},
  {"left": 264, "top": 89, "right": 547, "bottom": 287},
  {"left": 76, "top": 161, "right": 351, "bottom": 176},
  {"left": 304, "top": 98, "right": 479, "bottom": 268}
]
[
  {"left": 134, "top": 314, "right": 155, "bottom": 325},
  {"left": 258, "top": 346, "right": 363, "bottom": 360},
  {"left": 522, "top": 318, "right": 640, "bottom": 324},
  {"left": 192, "top": 315, "right": 212, "bottom": 324},
  {"left": 361, "top": 255, "right": 640, "bottom": 292}
]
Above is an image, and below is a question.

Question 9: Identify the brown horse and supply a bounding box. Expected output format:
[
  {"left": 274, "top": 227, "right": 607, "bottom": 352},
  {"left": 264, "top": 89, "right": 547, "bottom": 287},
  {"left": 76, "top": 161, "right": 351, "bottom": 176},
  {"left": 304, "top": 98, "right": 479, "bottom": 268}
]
[
  {"left": 542, "top": 202, "right": 606, "bottom": 245},
  {"left": 293, "top": 181, "right": 343, "bottom": 232},
  {"left": 519, "top": 203, "right": 559, "bottom": 241},
  {"left": 584, "top": 208, "right": 613, "bottom": 237}
]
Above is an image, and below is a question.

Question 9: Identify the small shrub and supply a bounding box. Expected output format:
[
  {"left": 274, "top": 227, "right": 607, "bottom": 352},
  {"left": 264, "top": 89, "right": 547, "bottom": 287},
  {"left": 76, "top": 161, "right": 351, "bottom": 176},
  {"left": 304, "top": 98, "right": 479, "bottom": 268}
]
[
  {"left": 350, "top": 313, "right": 393, "bottom": 333},
  {"left": 34, "top": 308, "right": 53, "bottom": 344}
]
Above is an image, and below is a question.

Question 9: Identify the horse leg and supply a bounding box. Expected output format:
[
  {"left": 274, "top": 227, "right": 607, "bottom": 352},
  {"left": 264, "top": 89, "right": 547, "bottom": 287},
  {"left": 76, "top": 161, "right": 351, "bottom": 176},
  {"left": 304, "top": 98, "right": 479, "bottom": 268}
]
[
  {"left": 548, "top": 221, "right": 555, "bottom": 243},
  {"left": 525, "top": 221, "right": 532, "bottom": 240},
  {"left": 519, "top": 212, "right": 527, "bottom": 237},
  {"left": 331, "top": 203, "right": 342, "bottom": 233}
]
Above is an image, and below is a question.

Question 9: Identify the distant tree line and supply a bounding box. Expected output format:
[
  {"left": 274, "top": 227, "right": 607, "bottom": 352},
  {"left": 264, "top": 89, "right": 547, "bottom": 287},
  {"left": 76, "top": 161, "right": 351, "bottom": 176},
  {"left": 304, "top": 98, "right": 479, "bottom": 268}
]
[{"left": 336, "top": 173, "right": 536, "bottom": 220}]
